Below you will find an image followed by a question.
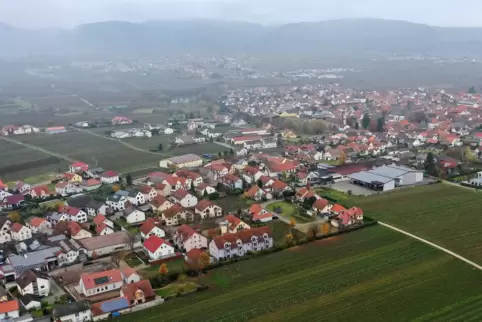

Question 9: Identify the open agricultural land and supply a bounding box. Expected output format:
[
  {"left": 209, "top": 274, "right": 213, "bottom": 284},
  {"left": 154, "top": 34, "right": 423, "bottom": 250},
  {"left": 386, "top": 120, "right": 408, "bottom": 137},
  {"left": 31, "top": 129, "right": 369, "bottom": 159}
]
[
  {"left": 349, "top": 183, "right": 482, "bottom": 265},
  {"left": 118, "top": 226, "right": 482, "bottom": 322},
  {"left": 13, "top": 132, "right": 162, "bottom": 173},
  {"left": 0, "top": 138, "right": 69, "bottom": 182}
]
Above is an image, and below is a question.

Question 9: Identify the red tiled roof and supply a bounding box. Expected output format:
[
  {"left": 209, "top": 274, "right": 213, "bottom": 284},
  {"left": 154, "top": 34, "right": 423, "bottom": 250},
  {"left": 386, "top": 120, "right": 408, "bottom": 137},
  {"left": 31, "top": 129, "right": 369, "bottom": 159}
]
[
  {"left": 143, "top": 235, "right": 170, "bottom": 253},
  {"left": 244, "top": 185, "right": 261, "bottom": 198},
  {"left": 67, "top": 221, "right": 83, "bottom": 236},
  {"left": 195, "top": 199, "right": 217, "bottom": 211},
  {"left": 212, "top": 226, "right": 272, "bottom": 249},
  {"left": 0, "top": 300, "right": 18, "bottom": 314},
  {"left": 331, "top": 204, "right": 346, "bottom": 213},
  {"left": 176, "top": 224, "right": 197, "bottom": 242},
  {"left": 95, "top": 223, "right": 110, "bottom": 234},
  {"left": 139, "top": 218, "right": 162, "bottom": 235},
  {"left": 32, "top": 185, "right": 51, "bottom": 196},
  {"left": 224, "top": 214, "right": 241, "bottom": 228},
  {"left": 121, "top": 280, "right": 155, "bottom": 302},
  {"left": 93, "top": 214, "right": 106, "bottom": 225},
  {"left": 81, "top": 269, "right": 123, "bottom": 290},
  {"left": 313, "top": 198, "right": 329, "bottom": 210},
  {"left": 29, "top": 217, "right": 46, "bottom": 227},
  {"left": 162, "top": 204, "right": 187, "bottom": 218},
  {"left": 150, "top": 195, "right": 170, "bottom": 208},
  {"left": 10, "top": 223, "right": 25, "bottom": 233},
  {"left": 270, "top": 180, "right": 288, "bottom": 191},
  {"left": 171, "top": 189, "right": 190, "bottom": 200},
  {"left": 243, "top": 166, "right": 260, "bottom": 175},
  {"left": 267, "top": 162, "right": 297, "bottom": 173},
  {"left": 71, "top": 161, "right": 88, "bottom": 167},
  {"left": 223, "top": 174, "right": 240, "bottom": 183},
  {"left": 102, "top": 170, "right": 118, "bottom": 178}
]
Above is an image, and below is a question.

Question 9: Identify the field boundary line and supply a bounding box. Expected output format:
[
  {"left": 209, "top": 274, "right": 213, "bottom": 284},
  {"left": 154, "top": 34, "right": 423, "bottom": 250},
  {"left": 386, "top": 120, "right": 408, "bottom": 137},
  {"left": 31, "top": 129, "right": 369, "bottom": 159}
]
[{"left": 379, "top": 221, "right": 482, "bottom": 271}]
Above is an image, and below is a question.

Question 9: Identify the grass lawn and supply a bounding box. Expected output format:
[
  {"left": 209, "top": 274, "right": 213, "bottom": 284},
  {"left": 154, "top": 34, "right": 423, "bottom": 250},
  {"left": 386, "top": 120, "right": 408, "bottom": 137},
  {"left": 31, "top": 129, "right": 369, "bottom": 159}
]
[
  {"left": 351, "top": 183, "right": 482, "bottom": 265},
  {"left": 125, "top": 254, "right": 143, "bottom": 267},
  {"left": 214, "top": 195, "right": 251, "bottom": 213},
  {"left": 116, "top": 225, "right": 482, "bottom": 321},
  {"left": 266, "top": 201, "right": 312, "bottom": 223},
  {"left": 315, "top": 187, "right": 358, "bottom": 204},
  {"left": 155, "top": 282, "right": 199, "bottom": 298},
  {"left": 140, "top": 259, "right": 187, "bottom": 279},
  {"left": 263, "top": 220, "right": 306, "bottom": 246}
]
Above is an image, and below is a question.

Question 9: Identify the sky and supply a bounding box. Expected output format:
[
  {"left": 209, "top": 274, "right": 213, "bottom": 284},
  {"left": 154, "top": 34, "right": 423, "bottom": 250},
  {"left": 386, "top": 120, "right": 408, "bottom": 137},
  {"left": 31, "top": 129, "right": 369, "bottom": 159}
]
[{"left": 1, "top": 0, "right": 481, "bottom": 29}]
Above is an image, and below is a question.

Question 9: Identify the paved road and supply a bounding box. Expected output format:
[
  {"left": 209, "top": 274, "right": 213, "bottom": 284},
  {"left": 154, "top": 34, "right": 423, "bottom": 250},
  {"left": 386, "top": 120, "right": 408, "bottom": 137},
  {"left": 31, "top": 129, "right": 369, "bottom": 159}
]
[
  {"left": 379, "top": 221, "right": 482, "bottom": 271},
  {"left": 0, "top": 136, "right": 75, "bottom": 162}
]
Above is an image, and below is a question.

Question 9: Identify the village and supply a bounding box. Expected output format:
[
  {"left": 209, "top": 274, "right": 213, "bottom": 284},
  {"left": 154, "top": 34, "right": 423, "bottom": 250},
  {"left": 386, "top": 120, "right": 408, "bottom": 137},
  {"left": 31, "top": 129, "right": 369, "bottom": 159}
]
[{"left": 1, "top": 84, "right": 482, "bottom": 320}]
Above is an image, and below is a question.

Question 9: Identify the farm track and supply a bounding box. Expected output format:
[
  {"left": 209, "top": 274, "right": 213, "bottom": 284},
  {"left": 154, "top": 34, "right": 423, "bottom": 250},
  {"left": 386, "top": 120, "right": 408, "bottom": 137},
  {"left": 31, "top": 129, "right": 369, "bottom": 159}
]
[
  {"left": 71, "top": 127, "right": 168, "bottom": 157},
  {"left": 379, "top": 221, "right": 482, "bottom": 271},
  {"left": 0, "top": 136, "right": 75, "bottom": 162}
]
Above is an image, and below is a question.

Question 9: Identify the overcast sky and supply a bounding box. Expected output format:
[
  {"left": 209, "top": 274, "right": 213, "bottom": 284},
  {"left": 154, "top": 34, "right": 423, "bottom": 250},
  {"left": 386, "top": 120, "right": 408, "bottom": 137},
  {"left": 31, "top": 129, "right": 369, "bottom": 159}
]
[{"left": 1, "top": 0, "right": 481, "bottom": 29}]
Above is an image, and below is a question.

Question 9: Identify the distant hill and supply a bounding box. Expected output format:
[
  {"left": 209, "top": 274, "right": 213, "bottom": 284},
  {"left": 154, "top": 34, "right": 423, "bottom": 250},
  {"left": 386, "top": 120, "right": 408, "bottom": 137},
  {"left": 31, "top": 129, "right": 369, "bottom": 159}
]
[{"left": 3, "top": 18, "right": 482, "bottom": 57}]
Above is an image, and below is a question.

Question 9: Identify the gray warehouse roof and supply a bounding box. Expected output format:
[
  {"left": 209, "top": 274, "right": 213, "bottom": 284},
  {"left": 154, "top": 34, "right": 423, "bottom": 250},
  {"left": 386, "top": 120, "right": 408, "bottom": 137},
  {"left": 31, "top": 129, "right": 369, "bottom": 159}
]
[
  {"left": 368, "top": 165, "right": 409, "bottom": 179},
  {"left": 349, "top": 171, "right": 395, "bottom": 184}
]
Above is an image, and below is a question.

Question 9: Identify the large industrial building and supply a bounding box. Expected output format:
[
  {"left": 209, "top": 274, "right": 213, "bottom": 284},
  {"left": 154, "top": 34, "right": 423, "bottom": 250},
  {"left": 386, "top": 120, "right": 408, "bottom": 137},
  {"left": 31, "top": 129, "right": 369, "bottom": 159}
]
[
  {"left": 159, "top": 154, "right": 203, "bottom": 169},
  {"left": 349, "top": 164, "right": 423, "bottom": 192}
]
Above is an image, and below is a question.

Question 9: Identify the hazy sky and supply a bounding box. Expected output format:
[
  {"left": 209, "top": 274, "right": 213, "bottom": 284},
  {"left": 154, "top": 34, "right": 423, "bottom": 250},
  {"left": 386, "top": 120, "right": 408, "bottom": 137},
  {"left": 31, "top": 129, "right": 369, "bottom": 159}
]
[{"left": 1, "top": 0, "right": 481, "bottom": 29}]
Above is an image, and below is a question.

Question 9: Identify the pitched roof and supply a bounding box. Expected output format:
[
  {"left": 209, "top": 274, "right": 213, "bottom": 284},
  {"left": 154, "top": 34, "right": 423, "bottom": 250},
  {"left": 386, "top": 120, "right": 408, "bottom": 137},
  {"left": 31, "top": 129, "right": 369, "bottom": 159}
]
[
  {"left": 244, "top": 185, "right": 261, "bottom": 198},
  {"left": 93, "top": 214, "right": 106, "bottom": 225},
  {"left": 28, "top": 217, "right": 47, "bottom": 227},
  {"left": 331, "top": 204, "right": 346, "bottom": 213},
  {"left": 175, "top": 224, "right": 198, "bottom": 242},
  {"left": 91, "top": 297, "right": 129, "bottom": 316},
  {"left": 32, "top": 185, "right": 51, "bottom": 196},
  {"left": 16, "top": 269, "right": 49, "bottom": 289},
  {"left": 171, "top": 189, "right": 190, "bottom": 200},
  {"left": 139, "top": 218, "right": 162, "bottom": 235},
  {"left": 67, "top": 221, "right": 84, "bottom": 236},
  {"left": 0, "top": 300, "right": 19, "bottom": 314},
  {"left": 10, "top": 223, "right": 25, "bottom": 233},
  {"left": 80, "top": 269, "right": 123, "bottom": 290},
  {"left": 270, "top": 180, "right": 288, "bottom": 191},
  {"left": 313, "top": 198, "right": 330, "bottom": 210},
  {"left": 53, "top": 301, "right": 90, "bottom": 318},
  {"left": 102, "top": 170, "right": 119, "bottom": 178},
  {"left": 212, "top": 226, "right": 272, "bottom": 249},
  {"left": 150, "top": 195, "right": 170, "bottom": 208},
  {"left": 195, "top": 199, "right": 217, "bottom": 211},
  {"left": 121, "top": 280, "right": 155, "bottom": 302},
  {"left": 162, "top": 204, "right": 188, "bottom": 218},
  {"left": 95, "top": 222, "right": 111, "bottom": 234},
  {"left": 143, "top": 235, "right": 171, "bottom": 253},
  {"left": 223, "top": 214, "right": 241, "bottom": 228}
]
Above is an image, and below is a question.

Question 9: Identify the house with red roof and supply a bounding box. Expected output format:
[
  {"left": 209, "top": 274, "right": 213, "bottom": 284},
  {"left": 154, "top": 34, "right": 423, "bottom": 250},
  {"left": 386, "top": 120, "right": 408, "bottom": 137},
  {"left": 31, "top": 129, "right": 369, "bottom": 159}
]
[
  {"left": 194, "top": 200, "right": 222, "bottom": 219},
  {"left": 296, "top": 187, "right": 318, "bottom": 202},
  {"left": 101, "top": 170, "right": 120, "bottom": 184},
  {"left": 268, "top": 180, "right": 292, "bottom": 196},
  {"left": 69, "top": 161, "right": 89, "bottom": 173},
  {"left": 95, "top": 222, "right": 115, "bottom": 236},
  {"left": 139, "top": 218, "right": 165, "bottom": 239},
  {"left": 174, "top": 224, "right": 208, "bottom": 252},
  {"left": 138, "top": 185, "right": 158, "bottom": 202},
  {"left": 266, "top": 161, "right": 297, "bottom": 178},
  {"left": 220, "top": 174, "right": 243, "bottom": 191},
  {"left": 66, "top": 222, "right": 92, "bottom": 240},
  {"left": 161, "top": 204, "right": 194, "bottom": 226},
  {"left": 194, "top": 183, "right": 217, "bottom": 198},
  {"left": 80, "top": 179, "right": 102, "bottom": 192},
  {"left": 154, "top": 183, "right": 172, "bottom": 197},
  {"left": 11, "top": 223, "right": 32, "bottom": 242},
  {"left": 220, "top": 214, "right": 251, "bottom": 234},
  {"left": 242, "top": 166, "right": 265, "bottom": 184},
  {"left": 170, "top": 189, "right": 198, "bottom": 208},
  {"left": 150, "top": 195, "right": 174, "bottom": 213},
  {"left": 26, "top": 217, "right": 52, "bottom": 233},
  {"left": 143, "top": 235, "right": 175, "bottom": 260},
  {"left": 55, "top": 182, "right": 81, "bottom": 196},
  {"left": 209, "top": 226, "right": 273, "bottom": 260},
  {"left": 244, "top": 185, "right": 272, "bottom": 201},
  {"left": 174, "top": 169, "right": 203, "bottom": 187},
  {"left": 112, "top": 116, "right": 133, "bottom": 125},
  {"left": 0, "top": 300, "right": 19, "bottom": 319},
  {"left": 249, "top": 204, "right": 273, "bottom": 222},
  {"left": 30, "top": 185, "right": 52, "bottom": 199},
  {"left": 331, "top": 204, "right": 346, "bottom": 214},
  {"left": 331, "top": 207, "right": 364, "bottom": 228},
  {"left": 79, "top": 269, "right": 137, "bottom": 297},
  {"left": 0, "top": 179, "right": 7, "bottom": 191},
  {"left": 120, "top": 280, "right": 155, "bottom": 306},
  {"left": 59, "top": 206, "right": 88, "bottom": 223},
  {"left": 312, "top": 198, "right": 332, "bottom": 214}
]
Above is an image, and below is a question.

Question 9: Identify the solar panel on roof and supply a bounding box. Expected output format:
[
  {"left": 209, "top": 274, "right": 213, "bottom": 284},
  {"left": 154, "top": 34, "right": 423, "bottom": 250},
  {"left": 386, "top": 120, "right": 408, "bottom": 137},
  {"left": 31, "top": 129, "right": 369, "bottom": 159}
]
[
  {"left": 94, "top": 276, "right": 109, "bottom": 285},
  {"left": 100, "top": 297, "right": 129, "bottom": 313}
]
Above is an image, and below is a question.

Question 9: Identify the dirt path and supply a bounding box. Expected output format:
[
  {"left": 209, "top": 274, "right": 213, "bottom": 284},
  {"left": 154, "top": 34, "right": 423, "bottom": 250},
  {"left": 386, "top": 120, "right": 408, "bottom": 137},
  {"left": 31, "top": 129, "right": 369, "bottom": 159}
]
[
  {"left": 379, "top": 221, "right": 482, "bottom": 271},
  {"left": 0, "top": 136, "right": 75, "bottom": 162},
  {"left": 72, "top": 127, "right": 167, "bottom": 156}
]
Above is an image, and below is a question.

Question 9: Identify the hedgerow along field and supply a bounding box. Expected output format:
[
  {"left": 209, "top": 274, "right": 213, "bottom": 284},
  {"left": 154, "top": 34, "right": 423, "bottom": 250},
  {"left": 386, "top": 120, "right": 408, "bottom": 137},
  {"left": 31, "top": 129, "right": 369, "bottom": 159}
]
[
  {"left": 116, "top": 226, "right": 482, "bottom": 322},
  {"left": 350, "top": 183, "right": 482, "bottom": 265}
]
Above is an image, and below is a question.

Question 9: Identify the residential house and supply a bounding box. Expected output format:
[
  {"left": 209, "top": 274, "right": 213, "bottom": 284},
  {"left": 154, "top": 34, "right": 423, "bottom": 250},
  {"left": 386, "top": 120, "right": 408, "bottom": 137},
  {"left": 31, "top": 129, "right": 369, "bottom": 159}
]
[
  {"left": 150, "top": 195, "right": 174, "bottom": 213},
  {"left": 86, "top": 167, "right": 105, "bottom": 179},
  {"left": 52, "top": 301, "right": 91, "bottom": 322},
  {"left": 85, "top": 200, "right": 107, "bottom": 217},
  {"left": 101, "top": 170, "right": 120, "bottom": 184},
  {"left": 331, "top": 207, "right": 364, "bottom": 228},
  {"left": 269, "top": 180, "right": 292, "bottom": 197},
  {"left": 174, "top": 224, "right": 208, "bottom": 252},
  {"left": 128, "top": 189, "right": 146, "bottom": 206},
  {"left": 312, "top": 198, "right": 332, "bottom": 214},
  {"left": 242, "top": 166, "right": 264, "bottom": 184},
  {"left": 55, "top": 182, "right": 81, "bottom": 196},
  {"left": 161, "top": 204, "right": 194, "bottom": 226},
  {"left": 63, "top": 172, "right": 83, "bottom": 183},
  {"left": 10, "top": 223, "right": 32, "bottom": 241},
  {"left": 123, "top": 207, "right": 146, "bottom": 224},
  {"left": 174, "top": 169, "right": 203, "bottom": 187},
  {"left": 66, "top": 222, "right": 92, "bottom": 240},
  {"left": 3, "top": 194, "right": 24, "bottom": 209},
  {"left": 69, "top": 161, "right": 89, "bottom": 173},
  {"left": 106, "top": 194, "right": 129, "bottom": 211},
  {"left": 80, "top": 179, "right": 102, "bottom": 192},
  {"left": 120, "top": 280, "right": 155, "bottom": 306},
  {"left": 79, "top": 269, "right": 136, "bottom": 297},
  {"left": 93, "top": 214, "right": 114, "bottom": 229},
  {"left": 139, "top": 185, "right": 158, "bottom": 202},
  {"left": 154, "top": 183, "right": 172, "bottom": 197},
  {"left": 59, "top": 206, "right": 88, "bottom": 223},
  {"left": 112, "top": 116, "right": 133, "bottom": 125},
  {"left": 296, "top": 187, "right": 318, "bottom": 202},
  {"left": 27, "top": 217, "right": 52, "bottom": 233},
  {"left": 96, "top": 223, "right": 115, "bottom": 236},
  {"left": 0, "top": 217, "right": 12, "bottom": 244},
  {"left": 248, "top": 204, "right": 273, "bottom": 222},
  {"left": 16, "top": 269, "right": 50, "bottom": 297},
  {"left": 0, "top": 300, "right": 19, "bottom": 320},
  {"left": 266, "top": 161, "right": 297, "bottom": 178},
  {"left": 220, "top": 214, "right": 251, "bottom": 234},
  {"left": 194, "top": 200, "right": 222, "bottom": 219},
  {"left": 209, "top": 226, "right": 273, "bottom": 260},
  {"left": 19, "top": 295, "right": 42, "bottom": 311},
  {"left": 195, "top": 183, "right": 217, "bottom": 198},
  {"left": 170, "top": 189, "right": 198, "bottom": 208},
  {"left": 220, "top": 174, "right": 243, "bottom": 191},
  {"left": 205, "top": 163, "right": 229, "bottom": 181},
  {"left": 13, "top": 181, "right": 31, "bottom": 195},
  {"left": 140, "top": 218, "right": 165, "bottom": 239},
  {"left": 30, "top": 185, "right": 52, "bottom": 199},
  {"left": 143, "top": 235, "right": 175, "bottom": 260},
  {"left": 244, "top": 185, "right": 272, "bottom": 201}
]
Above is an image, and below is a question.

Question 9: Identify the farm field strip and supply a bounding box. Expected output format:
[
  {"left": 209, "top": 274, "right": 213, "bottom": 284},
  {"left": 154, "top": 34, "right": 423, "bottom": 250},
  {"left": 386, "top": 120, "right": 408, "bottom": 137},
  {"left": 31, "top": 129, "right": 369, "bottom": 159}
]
[
  {"left": 116, "top": 226, "right": 482, "bottom": 322},
  {"left": 353, "top": 183, "right": 482, "bottom": 264}
]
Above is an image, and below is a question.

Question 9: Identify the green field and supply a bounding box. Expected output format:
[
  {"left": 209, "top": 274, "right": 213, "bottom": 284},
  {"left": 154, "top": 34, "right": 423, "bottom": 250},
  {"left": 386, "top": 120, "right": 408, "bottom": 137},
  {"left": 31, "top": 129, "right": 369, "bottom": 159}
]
[
  {"left": 15, "top": 132, "right": 161, "bottom": 173},
  {"left": 351, "top": 183, "right": 482, "bottom": 264},
  {"left": 0, "top": 139, "right": 69, "bottom": 181},
  {"left": 266, "top": 201, "right": 312, "bottom": 223},
  {"left": 117, "top": 226, "right": 482, "bottom": 321}
]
